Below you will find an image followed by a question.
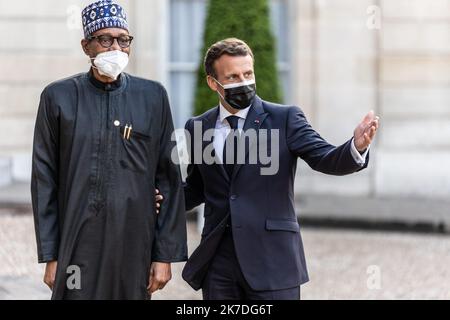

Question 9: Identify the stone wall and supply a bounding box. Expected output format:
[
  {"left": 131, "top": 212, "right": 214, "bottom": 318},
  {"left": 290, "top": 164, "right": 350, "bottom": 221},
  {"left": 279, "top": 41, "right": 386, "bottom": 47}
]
[
  {"left": 293, "top": 0, "right": 450, "bottom": 199},
  {"left": 1, "top": 0, "right": 449, "bottom": 201}
]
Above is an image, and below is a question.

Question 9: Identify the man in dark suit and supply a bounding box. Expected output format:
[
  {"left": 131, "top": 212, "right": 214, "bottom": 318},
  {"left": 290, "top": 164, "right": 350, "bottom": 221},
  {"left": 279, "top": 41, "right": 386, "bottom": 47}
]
[{"left": 178, "top": 38, "right": 379, "bottom": 300}]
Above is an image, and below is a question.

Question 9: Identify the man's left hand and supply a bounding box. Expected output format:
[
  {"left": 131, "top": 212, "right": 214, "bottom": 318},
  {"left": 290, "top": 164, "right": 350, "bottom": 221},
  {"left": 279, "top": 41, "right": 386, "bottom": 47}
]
[
  {"left": 147, "top": 262, "right": 172, "bottom": 295},
  {"left": 354, "top": 110, "right": 380, "bottom": 152}
]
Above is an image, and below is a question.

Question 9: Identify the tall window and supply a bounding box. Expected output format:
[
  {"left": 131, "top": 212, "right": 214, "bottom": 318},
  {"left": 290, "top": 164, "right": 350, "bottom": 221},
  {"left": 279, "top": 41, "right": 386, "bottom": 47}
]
[{"left": 169, "top": 0, "right": 291, "bottom": 128}]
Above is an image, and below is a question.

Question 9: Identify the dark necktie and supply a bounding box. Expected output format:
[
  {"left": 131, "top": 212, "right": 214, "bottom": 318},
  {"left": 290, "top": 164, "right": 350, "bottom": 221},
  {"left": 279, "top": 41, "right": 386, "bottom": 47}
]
[{"left": 223, "top": 115, "right": 240, "bottom": 178}]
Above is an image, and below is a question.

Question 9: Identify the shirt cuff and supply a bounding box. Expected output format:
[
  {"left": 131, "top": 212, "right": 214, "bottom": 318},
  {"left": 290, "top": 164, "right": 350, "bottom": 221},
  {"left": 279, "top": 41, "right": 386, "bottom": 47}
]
[{"left": 350, "top": 138, "right": 369, "bottom": 166}]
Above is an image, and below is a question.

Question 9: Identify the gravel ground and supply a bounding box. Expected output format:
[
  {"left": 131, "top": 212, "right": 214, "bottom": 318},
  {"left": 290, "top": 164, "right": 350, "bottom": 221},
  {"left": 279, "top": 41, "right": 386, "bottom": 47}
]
[{"left": 1, "top": 208, "right": 449, "bottom": 300}]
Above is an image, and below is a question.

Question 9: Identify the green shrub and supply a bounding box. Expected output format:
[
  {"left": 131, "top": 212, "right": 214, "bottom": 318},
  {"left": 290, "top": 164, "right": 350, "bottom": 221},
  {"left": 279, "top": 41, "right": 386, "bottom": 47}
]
[{"left": 193, "top": 0, "right": 282, "bottom": 116}]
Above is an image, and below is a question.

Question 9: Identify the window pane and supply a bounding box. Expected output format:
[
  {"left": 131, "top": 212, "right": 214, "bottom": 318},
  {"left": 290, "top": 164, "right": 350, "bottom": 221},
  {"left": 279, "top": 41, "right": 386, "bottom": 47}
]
[
  {"left": 170, "top": 0, "right": 207, "bottom": 63},
  {"left": 270, "top": 0, "right": 290, "bottom": 63},
  {"left": 169, "top": 0, "right": 207, "bottom": 128}
]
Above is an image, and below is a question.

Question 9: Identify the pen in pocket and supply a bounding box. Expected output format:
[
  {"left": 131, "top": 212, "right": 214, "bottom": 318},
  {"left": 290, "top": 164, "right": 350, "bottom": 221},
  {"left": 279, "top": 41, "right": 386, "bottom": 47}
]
[{"left": 123, "top": 124, "right": 133, "bottom": 140}]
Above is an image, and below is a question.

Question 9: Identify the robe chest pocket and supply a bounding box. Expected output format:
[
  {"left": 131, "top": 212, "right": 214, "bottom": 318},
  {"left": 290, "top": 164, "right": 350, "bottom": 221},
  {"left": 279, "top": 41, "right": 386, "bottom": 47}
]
[{"left": 119, "top": 126, "right": 151, "bottom": 173}]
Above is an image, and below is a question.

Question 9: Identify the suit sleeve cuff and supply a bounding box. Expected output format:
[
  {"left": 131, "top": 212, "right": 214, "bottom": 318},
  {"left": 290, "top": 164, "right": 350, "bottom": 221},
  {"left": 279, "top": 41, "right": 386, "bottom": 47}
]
[{"left": 350, "top": 138, "right": 369, "bottom": 166}]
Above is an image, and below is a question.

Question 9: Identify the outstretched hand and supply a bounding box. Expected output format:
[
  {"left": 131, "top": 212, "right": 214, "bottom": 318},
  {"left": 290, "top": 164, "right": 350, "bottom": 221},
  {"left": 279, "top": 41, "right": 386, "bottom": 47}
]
[{"left": 354, "top": 110, "right": 380, "bottom": 152}]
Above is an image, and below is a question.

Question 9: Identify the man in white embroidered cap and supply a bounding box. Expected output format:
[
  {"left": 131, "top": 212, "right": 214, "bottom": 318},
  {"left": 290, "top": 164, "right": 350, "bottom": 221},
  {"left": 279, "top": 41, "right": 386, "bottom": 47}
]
[{"left": 31, "top": 0, "right": 187, "bottom": 300}]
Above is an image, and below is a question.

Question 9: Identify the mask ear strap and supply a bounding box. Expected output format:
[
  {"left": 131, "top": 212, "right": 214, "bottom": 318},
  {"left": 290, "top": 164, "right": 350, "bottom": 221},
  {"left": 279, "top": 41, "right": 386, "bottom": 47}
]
[
  {"left": 217, "top": 90, "right": 226, "bottom": 101},
  {"left": 211, "top": 76, "right": 224, "bottom": 88},
  {"left": 210, "top": 76, "right": 226, "bottom": 100},
  {"left": 89, "top": 56, "right": 98, "bottom": 70}
]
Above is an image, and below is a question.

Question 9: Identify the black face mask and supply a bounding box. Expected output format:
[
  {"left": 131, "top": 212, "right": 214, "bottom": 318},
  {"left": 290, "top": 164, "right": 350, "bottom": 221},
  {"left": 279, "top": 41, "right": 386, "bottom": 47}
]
[{"left": 214, "top": 78, "right": 257, "bottom": 110}]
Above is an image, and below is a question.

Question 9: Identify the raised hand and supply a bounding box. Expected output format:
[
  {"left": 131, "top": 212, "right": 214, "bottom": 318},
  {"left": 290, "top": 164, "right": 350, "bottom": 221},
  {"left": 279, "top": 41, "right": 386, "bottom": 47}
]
[{"left": 354, "top": 110, "right": 380, "bottom": 152}]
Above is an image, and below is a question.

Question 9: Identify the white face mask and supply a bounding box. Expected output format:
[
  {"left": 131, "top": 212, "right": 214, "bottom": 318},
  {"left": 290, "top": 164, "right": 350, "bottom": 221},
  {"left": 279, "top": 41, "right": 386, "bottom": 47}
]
[{"left": 91, "top": 50, "right": 129, "bottom": 80}]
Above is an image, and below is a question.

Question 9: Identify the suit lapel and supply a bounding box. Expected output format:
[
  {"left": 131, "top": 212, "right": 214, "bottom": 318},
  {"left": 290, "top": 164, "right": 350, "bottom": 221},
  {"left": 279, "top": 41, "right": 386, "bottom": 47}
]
[
  {"left": 231, "top": 96, "right": 268, "bottom": 181},
  {"left": 201, "top": 106, "right": 230, "bottom": 183}
]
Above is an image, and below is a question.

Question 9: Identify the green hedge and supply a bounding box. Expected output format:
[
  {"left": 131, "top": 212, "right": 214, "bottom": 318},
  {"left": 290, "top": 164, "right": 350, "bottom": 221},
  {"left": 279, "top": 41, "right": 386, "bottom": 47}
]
[{"left": 193, "top": 0, "right": 282, "bottom": 116}]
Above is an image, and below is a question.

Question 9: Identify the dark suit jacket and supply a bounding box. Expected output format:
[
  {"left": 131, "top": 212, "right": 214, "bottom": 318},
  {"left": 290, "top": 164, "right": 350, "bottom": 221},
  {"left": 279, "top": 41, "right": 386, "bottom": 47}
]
[{"left": 182, "top": 96, "right": 369, "bottom": 291}]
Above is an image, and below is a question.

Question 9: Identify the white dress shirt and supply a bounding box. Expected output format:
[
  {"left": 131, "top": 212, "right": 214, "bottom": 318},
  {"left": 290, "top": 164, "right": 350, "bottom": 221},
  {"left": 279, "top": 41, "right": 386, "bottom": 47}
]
[{"left": 213, "top": 104, "right": 369, "bottom": 165}]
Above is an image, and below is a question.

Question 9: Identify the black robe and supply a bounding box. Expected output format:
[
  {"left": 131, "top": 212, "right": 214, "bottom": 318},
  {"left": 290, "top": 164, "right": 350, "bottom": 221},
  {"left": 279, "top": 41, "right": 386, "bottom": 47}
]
[{"left": 31, "top": 70, "right": 187, "bottom": 300}]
